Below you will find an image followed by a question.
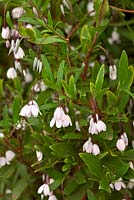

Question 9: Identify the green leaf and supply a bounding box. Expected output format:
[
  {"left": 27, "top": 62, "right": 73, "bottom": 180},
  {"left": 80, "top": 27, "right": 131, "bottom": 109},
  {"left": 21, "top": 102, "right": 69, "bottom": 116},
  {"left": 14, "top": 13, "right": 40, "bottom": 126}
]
[
  {"left": 50, "top": 143, "right": 76, "bottom": 158},
  {"left": 79, "top": 153, "right": 103, "bottom": 179},
  {"left": 80, "top": 25, "right": 92, "bottom": 49},
  {"left": 32, "top": 36, "right": 66, "bottom": 44},
  {"left": 115, "top": 163, "right": 130, "bottom": 179},
  {"left": 69, "top": 75, "right": 77, "bottom": 99},
  {"left": 13, "top": 96, "right": 22, "bottom": 123},
  {"left": 74, "top": 65, "right": 84, "bottom": 83},
  {"left": 123, "top": 150, "right": 134, "bottom": 160},
  {"left": 66, "top": 184, "right": 87, "bottom": 200},
  {"left": 119, "top": 50, "right": 128, "bottom": 88},
  {"left": 47, "top": 11, "right": 53, "bottom": 27},
  {"left": 95, "top": 64, "right": 105, "bottom": 90},
  {"left": 12, "top": 178, "right": 28, "bottom": 200},
  {"left": 87, "top": 190, "right": 97, "bottom": 200},
  {"left": 99, "top": 179, "right": 111, "bottom": 193},
  {"left": 41, "top": 54, "right": 54, "bottom": 81},
  {"left": 56, "top": 60, "right": 65, "bottom": 88},
  {"left": 62, "top": 132, "right": 83, "bottom": 140},
  {"left": 6, "top": 11, "right": 13, "bottom": 27}
]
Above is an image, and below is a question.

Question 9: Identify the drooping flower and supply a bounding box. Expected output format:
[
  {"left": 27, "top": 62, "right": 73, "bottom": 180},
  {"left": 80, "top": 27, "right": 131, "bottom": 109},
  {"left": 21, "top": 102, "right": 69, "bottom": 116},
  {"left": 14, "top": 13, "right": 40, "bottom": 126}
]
[
  {"left": 48, "top": 194, "right": 57, "bottom": 200},
  {"left": 87, "top": 1, "right": 95, "bottom": 16},
  {"left": 33, "top": 57, "right": 42, "bottom": 73},
  {"left": 15, "top": 60, "right": 22, "bottom": 72},
  {"left": 89, "top": 114, "right": 106, "bottom": 135},
  {"left": 37, "top": 183, "right": 51, "bottom": 197},
  {"left": 92, "top": 144, "right": 100, "bottom": 156},
  {"left": 0, "top": 157, "right": 7, "bottom": 167},
  {"left": 50, "top": 107, "right": 72, "bottom": 128},
  {"left": 108, "top": 28, "right": 120, "bottom": 45},
  {"left": 109, "top": 65, "right": 117, "bottom": 80},
  {"left": 14, "top": 47, "right": 25, "bottom": 59},
  {"left": 12, "top": 7, "right": 25, "bottom": 19},
  {"left": 5, "top": 150, "right": 15, "bottom": 163},
  {"left": 7, "top": 67, "right": 17, "bottom": 79},
  {"left": 36, "top": 151, "right": 43, "bottom": 162},
  {"left": 116, "top": 132, "right": 128, "bottom": 152},
  {"left": 83, "top": 137, "right": 93, "bottom": 153},
  {"left": 127, "top": 179, "right": 134, "bottom": 189},
  {"left": 19, "top": 100, "right": 42, "bottom": 118},
  {"left": 83, "top": 137, "right": 100, "bottom": 156},
  {"left": 110, "top": 178, "right": 126, "bottom": 191},
  {"left": 23, "top": 69, "right": 33, "bottom": 83},
  {"left": 1, "top": 27, "right": 10, "bottom": 39}
]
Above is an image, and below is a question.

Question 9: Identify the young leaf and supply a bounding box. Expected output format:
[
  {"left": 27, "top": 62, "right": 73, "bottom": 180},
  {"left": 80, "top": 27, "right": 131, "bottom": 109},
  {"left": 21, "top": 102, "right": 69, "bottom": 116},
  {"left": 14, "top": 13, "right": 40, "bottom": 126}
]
[
  {"left": 69, "top": 75, "right": 77, "bottom": 99},
  {"left": 47, "top": 11, "right": 53, "bottom": 27},
  {"left": 80, "top": 25, "right": 92, "bottom": 49},
  {"left": 95, "top": 64, "right": 105, "bottom": 90},
  {"left": 41, "top": 54, "right": 54, "bottom": 81},
  {"left": 6, "top": 11, "right": 13, "bottom": 27},
  {"left": 56, "top": 60, "right": 65, "bottom": 88},
  {"left": 13, "top": 96, "right": 22, "bottom": 123}
]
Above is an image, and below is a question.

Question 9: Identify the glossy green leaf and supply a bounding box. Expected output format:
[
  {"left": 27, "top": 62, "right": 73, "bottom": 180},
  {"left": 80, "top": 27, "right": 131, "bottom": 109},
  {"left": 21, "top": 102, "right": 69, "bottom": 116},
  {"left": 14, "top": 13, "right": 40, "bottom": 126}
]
[
  {"left": 79, "top": 153, "right": 103, "bottom": 179},
  {"left": 119, "top": 50, "right": 128, "bottom": 88},
  {"left": 87, "top": 190, "right": 97, "bottom": 200}
]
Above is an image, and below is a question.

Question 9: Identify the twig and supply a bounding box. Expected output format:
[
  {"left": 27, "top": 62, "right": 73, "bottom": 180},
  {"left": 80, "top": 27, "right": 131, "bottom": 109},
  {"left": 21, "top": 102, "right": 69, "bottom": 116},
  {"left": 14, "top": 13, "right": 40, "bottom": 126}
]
[{"left": 110, "top": 5, "right": 134, "bottom": 13}]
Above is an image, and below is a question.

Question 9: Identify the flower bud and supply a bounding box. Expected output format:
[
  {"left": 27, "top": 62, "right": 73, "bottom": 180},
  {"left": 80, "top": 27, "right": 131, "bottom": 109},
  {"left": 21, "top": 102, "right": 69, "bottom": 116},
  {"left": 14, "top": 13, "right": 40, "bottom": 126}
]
[
  {"left": 1, "top": 27, "right": 10, "bottom": 39},
  {"left": 92, "top": 144, "right": 100, "bottom": 155},
  {"left": 12, "top": 7, "right": 25, "bottom": 19},
  {"left": 7, "top": 67, "right": 17, "bottom": 79},
  {"left": 116, "top": 138, "right": 126, "bottom": 152},
  {"left": 109, "top": 65, "right": 117, "bottom": 80}
]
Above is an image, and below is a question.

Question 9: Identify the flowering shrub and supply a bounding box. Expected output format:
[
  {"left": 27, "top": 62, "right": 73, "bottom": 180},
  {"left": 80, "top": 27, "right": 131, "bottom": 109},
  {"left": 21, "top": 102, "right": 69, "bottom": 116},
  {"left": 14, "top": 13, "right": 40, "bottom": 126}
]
[{"left": 0, "top": 0, "right": 134, "bottom": 199}]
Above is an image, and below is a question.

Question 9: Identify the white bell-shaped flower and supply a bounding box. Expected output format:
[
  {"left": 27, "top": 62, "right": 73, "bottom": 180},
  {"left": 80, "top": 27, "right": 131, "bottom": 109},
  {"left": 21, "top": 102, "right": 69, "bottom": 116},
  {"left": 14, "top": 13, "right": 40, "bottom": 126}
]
[
  {"left": 5, "top": 150, "right": 15, "bottom": 163},
  {"left": 0, "top": 157, "right": 7, "bottom": 167},
  {"left": 121, "top": 132, "right": 128, "bottom": 146},
  {"left": 88, "top": 118, "right": 98, "bottom": 134},
  {"left": 116, "top": 132, "right": 128, "bottom": 152},
  {"left": 96, "top": 120, "right": 106, "bottom": 132},
  {"left": 83, "top": 137, "right": 93, "bottom": 153},
  {"left": 48, "top": 194, "right": 57, "bottom": 200},
  {"left": 7, "top": 67, "right": 17, "bottom": 79},
  {"left": 14, "top": 47, "right": 25, "bottom": 59},
  {"left": 114, "top": 178, "right": 126, "bottom": 191},
  {"left": 87, "top": 1, "right": 95, "bottom": 16},
  {"left": 116, "top": 139, "right": 126, "bottom": 152},
  {"left": 75, "top": 121, "right": 81, "bottom": 131},
  {"left": 37, "top": 183, "right": 51, "bottom": 196},
  {"left": 36, "top": 151, "right": 43, "bottom": 162},
  {"left": 0, "top": 133, "right": 4, "bottom": 138},
  {"left": 109, "top": 65, "right": 117, "bottom": 80},
  {"left": 19, "top": 100, "right": 41, "bottom": 118},
  {"left": 50, "top": 107, "right": 72, "bottom": 128},
  {"left": 12, "top": 7, "right": 25, "bottom": 19},
  {"left": 23, "top": 69, "right": 33, "bottom": 83},
  {"left": 127, "top": 179, "right": 134, "bottom": 189},
  {"left": 92, "top": 144, "right": 100, "bottom": 155},
  {"left": 110, "top": 178, "right": 126, "bottom": 191},
  {"left": 1, "top": 27, "right": 10, "bottom": 39},
  {"left": 89, "top": 114, "right": 106, "bottom": 134},
  {"left": 15, "top": 60, "right": 22, "bottom": 72}
]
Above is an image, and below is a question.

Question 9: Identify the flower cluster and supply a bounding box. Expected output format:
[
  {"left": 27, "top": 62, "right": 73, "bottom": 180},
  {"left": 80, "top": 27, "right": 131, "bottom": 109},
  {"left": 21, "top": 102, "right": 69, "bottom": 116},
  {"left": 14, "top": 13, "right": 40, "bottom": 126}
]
[
  {"left": 50, "top": 107, "right": 72, "bottom": 128},
  {"left": 0, "top": 150, "right": 15, "bottom": 168},
  {"left": 110, "top": 178, "right": 126, "bottom": 191},
  {"left": 37, "top": 175, "right": 57, "bottom": 200},
  {"left": 33, "top": 57, "right": 43, "bottom": 73},
  {"left": 83, "top": 137, "right": 100, "bottom": 155},
  {"left": 116, "top": 132, "right": 128, "bottom": 152},
  {"left": 89, "top": 114, "right": 106, "bottom": 134},
  {"left": 19, "top": 100, "right": 42, "bottom": 118}
]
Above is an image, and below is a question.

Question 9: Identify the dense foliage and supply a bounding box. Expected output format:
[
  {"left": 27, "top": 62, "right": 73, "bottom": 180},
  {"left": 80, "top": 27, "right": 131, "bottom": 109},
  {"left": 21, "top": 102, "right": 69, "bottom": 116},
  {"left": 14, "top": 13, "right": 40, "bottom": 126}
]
[{"left": 0, "top": 0, "right": 134, "bottom": 199}]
